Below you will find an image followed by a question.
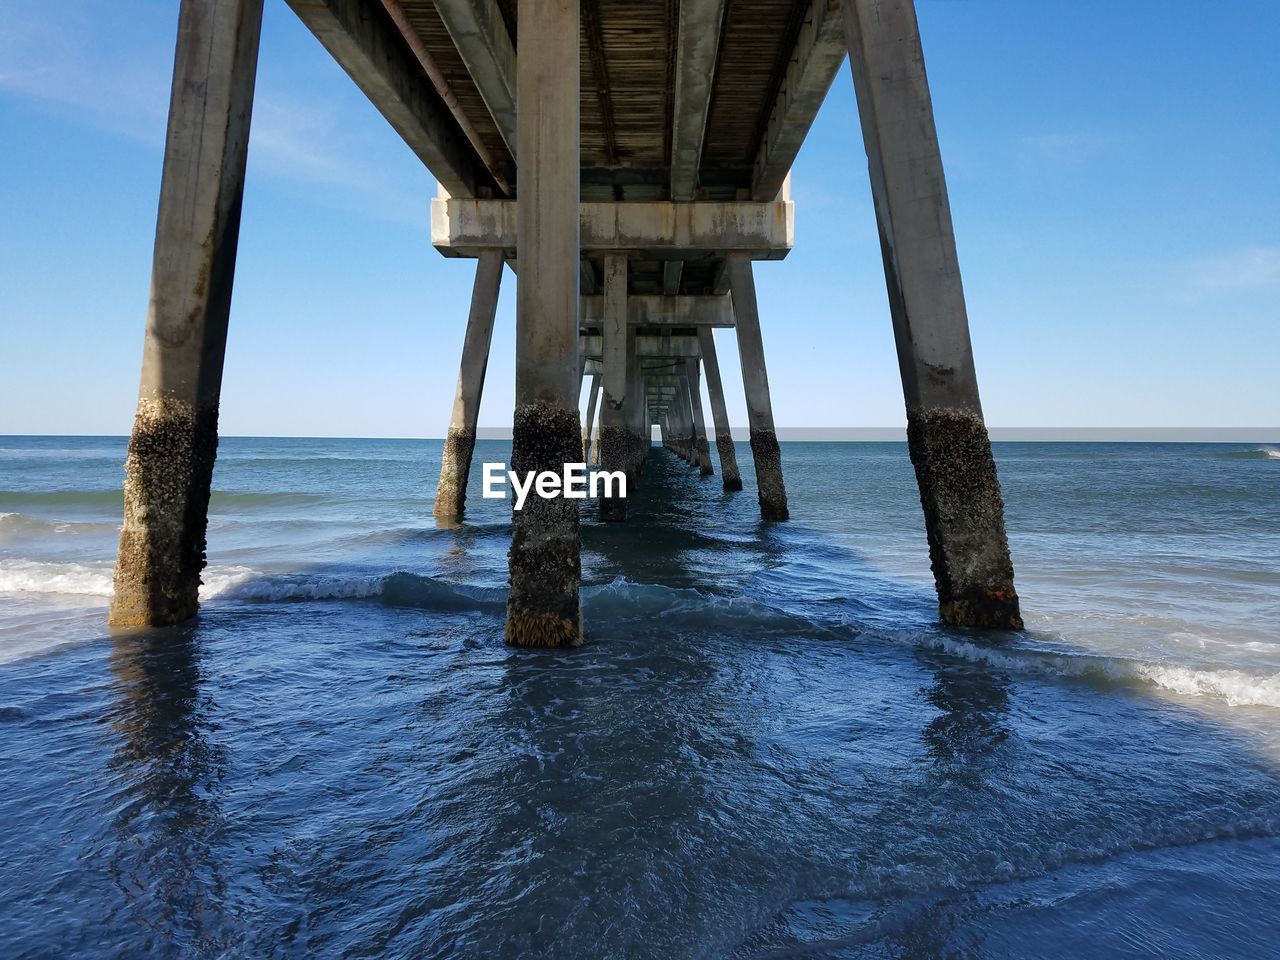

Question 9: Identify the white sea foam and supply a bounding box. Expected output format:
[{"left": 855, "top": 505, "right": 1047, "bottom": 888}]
[
  {"left": 3, "top": 555, "right": 1276, "bottom": 711},
  {"left": 0, "top": 560, "right": 115, "bottom": 597},
  {"left": 919, "top": 635, "right": 1280, "bottom": 710},
  {"left": 0, "top": 560, "right": 255, "bottom": 601}
]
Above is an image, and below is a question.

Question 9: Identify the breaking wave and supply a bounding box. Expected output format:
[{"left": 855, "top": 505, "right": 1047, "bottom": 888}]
[
  {"left": 915, "top": 634, "right": 1280, "bottom": 710},
  {"left": 3, "top": 560, "right": 1277, "bottom": 710},
  {"left": 0, "top": 560, "right": 116, "bottom": 598},
  {"left": 1220, "top": 447, "right": 1280, "bottom": 461}
]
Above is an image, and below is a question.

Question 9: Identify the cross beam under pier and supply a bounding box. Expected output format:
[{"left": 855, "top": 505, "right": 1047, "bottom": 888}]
[{"left": 432, "top": 198, "right": 792, "bottom": 259}]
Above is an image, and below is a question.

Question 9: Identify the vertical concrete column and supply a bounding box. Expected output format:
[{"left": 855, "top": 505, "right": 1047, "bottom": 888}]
[
  {"left": 686, "top": 360, "right": 714, "bottom": 476},
  {"left": 676, "top": 377, "right": 694, "bottom": 464},
  {"left": 109, "top": 0, "right": 264, "bottom": 629},
  {"left": 599, "top": 253, "right": 629, "bottom": 521},
  {"left": 727, "top": 255, "right": 789, "bottom": 520},
  {"left": 843, "top": 0, "right": 1021, "bottom": 629},
  {"left": 435, "top": 250, "right": 504, "bottom": 519},
  {"left": 625, "top": 330, "right": 647, "bottom": 477},
  {"left": 507, "top": 0, "right": 582, "bottom": 647},
  {"left": 582, "top": 373, "right": 601, "bottom": 461},
  {"left": 696, "top": 327, "right": 742, "bottom": 490}
]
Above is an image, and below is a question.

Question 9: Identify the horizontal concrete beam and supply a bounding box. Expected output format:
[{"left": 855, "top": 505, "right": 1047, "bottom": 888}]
[
  {"left": 285, "top": 0, "right": 481, "bottom": 197},
  {"left": 433, "top": 199, "right": 793, "bottom": 258},
  {"left": 581, "top": 335, "right": 702, "bottom": 359},
  {"left": 580, "top": 295, "right": 732, "bottom": 328}
]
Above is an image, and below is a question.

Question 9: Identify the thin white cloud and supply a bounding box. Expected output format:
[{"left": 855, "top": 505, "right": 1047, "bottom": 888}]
[
  {"left": 1018, "top": 131, "right": 1109, "bottom": 164},
  {"left": 1190, "top": 246, "right": 1280, "bottom": 291},
  {"left": 0, "top": 1, "right": 170, "bottom": 142},
  {"left": 0, "top": 0, "right": 432, "bottom": 223}
]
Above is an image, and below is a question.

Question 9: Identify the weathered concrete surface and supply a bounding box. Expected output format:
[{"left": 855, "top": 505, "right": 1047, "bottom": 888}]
[
  {"left": 579, "top": 334, "right": 703, "bottom": 359},
  {"left": 670, "top": 0, "right": 727, "bottom": 201},
  {"left": 435, "top": 250, "right": 503, "bottom": 518},
  {"left": 599, "top": 253, "right": 628, "bottom": 522},
  {"left": 507, "top": 402, "right": 583, "bottom": 647},
  {"left": 113, "top": 400, "right": 221, "bottom": 628},
  {"left": 748, "top": 430, "right": 788, "bottom": 521},
  {"left": 907, "top": 410, "right": 1022, "bottom": 629},
  {"left": 686, "top": 360, "right": 714, "bottom": 476},
  {"left": 674, "top": 377, "right": 695, "bottom": 464},
  {"left": 580, "top": 294, "right": 734, "bottom": 328},
  {"left": 727, "top": 254, "right": 789, "bottom": 520},
  {"left": 752, "top": 0, "right": 846, "bottom": 200},
  {"left": 626, "top": 347, "right": 650, "bottom": 477},
  {"left": 844, "top": 0, "right": 1020, "bottom": 629},
  {"left": 696, "top": 328, "right": 741, "bottom": 490},
  {"left": 110, "top": 0, "right": 264, "bottom": 629},
  {"left": 432, "top": 198, "right": 793, "bottom": 258},
  {"left": 430, "top": 0, "right": 517, "bottom": 157},
  {"left": 506, "top": 0, "right": 581, "bottom": 647}
]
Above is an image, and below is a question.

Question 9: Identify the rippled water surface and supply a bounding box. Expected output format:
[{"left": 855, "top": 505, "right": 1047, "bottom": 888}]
[{"left": 2, "top": 437, "right": 1279, "bottom": 958}]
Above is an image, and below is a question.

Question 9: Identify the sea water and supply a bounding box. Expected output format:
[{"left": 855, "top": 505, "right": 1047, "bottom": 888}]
[{"left": 1, "top": 436, "right": 1278, "bottom": 957}]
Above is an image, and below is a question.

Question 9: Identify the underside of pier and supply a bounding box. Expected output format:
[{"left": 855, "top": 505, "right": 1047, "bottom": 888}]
[{"left": 110, "top": 0, "right": 1023, "bottom": 644}]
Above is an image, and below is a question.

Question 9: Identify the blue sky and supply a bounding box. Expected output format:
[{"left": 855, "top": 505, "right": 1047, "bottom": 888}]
[{"left": 1, "top": 0, "right": 1277, "bottom": 436}]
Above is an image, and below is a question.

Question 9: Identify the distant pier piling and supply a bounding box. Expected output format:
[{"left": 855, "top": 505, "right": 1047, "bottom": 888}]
[{"left": 435, "top": 250, "right": 503, "bottom": 520}]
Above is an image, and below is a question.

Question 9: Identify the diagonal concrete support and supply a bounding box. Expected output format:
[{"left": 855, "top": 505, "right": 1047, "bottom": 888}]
[
  {"left": 727, "top": 254, "right": 789, "bottom": 520},
  {"left": 686, "top": 359, "right": 714, "bottom": 476},
  {"left": 599, "top": 253, "right": 629, "bottom": 521},
  {"left": 110, "top": 0, "right": 264, "bottom": 628},
  {"left": 843, "top": 0, "right": 1021, "bottom": 630},
  {"left": 582, "top": 372, "right": 601, "bottom": 461},
  {"left": 696, "top": 328, "right": 742, "bottom": 490},
  {"left": 507, "top": 0, "right": 581, "bottom": 647},
  {"left": 435, "top": 250, "right": 503, "bottom": 518}
]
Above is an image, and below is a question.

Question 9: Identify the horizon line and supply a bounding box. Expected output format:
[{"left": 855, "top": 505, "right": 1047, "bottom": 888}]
[{"left": 2, "top": 427, "right": 1277, "bottom": 443}]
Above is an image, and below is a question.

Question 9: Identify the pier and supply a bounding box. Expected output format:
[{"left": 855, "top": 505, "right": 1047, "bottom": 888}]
[{"left": 109, "top": 0, "right": 1023, "bottom": 641}]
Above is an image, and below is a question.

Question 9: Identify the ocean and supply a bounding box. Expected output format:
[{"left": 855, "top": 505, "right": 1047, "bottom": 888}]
[{"left": 1, "top": 435, "right": 1279, "bottom": 958}]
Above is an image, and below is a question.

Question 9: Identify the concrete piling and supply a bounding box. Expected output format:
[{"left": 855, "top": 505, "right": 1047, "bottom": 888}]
[
  {"left": 599, "top": 253, "right": 629, "bottom": 521},
  {"left": 686, "top": 359, "right": 714, "bottom": 476},
  {"left": 727, "top": 254, "right": 789, "bottom": 521},
  {"left": 843, "top": 0, "right": 1021, "bottom": 629},
  {"left": 582, "top": 372, "right": 601, "bottom": 461},
  {"left": 109, "top": 0, "right": 265, "bottom": 629},
  {"left": 696, "top": 328, "right": 742, "bottom": 491},
  {"left": 626, "top": 334, "right": 649, "bottom": 479},
  {"left": 506, "top": 0, "right": 582, "bottom": 647},
  {"left": 671, "top": 378, "right": 692, "bottom": 464},
  {"left": 435, "top": 250, "right": 503, "bottom": 519}
]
